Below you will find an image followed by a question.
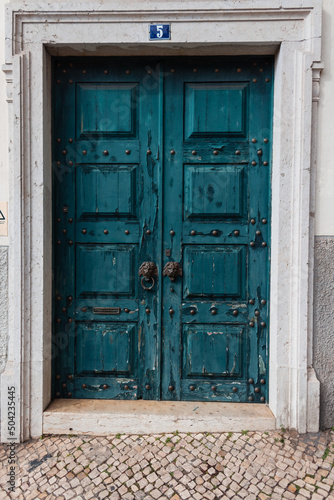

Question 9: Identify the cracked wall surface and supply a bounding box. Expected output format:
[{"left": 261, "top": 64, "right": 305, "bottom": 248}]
[{"left": 314, "top": 237, "right": 334, "bottom": 429}]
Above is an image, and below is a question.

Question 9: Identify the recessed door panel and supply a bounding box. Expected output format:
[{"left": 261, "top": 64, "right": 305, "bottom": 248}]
[
  {"left": 76, "top": 164, "right": 138, "bottom": 220},
  {"left": 184, "top": 165, "right": 245, "bottom": 219},
  {"left": 75, "top": 322, "right": 136, "bottom": 376},
  {"left": 184, "top": 82, "right": 248, "bottom": 139},
  {"left": 182, "top": 324, "right": 244, "bottom": 378},
  {"left": 75, "top": 244, "right": 137, "bottom": 298},
  {"left": 76, "top": 82, "right": 138, "bottom": 138},
  {"left": 183, "top": 245, "right": 246, "bottom": 299}
]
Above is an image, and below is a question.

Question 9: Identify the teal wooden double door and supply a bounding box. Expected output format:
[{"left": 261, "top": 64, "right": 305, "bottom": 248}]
[{"left": 53, "top": 57, "right": 273, "bottom": 403}]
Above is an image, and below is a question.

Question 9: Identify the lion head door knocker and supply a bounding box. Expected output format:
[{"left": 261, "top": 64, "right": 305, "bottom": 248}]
[
  {"left": 163, "top": 261, "right": 183, "bottom": 282},
  {"left": 139, "top": 261, "right": 158, "bottom": 290}
]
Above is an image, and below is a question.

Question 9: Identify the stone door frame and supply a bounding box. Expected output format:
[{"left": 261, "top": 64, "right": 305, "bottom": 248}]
[{"left": 1, "top": 0, "right": 323, "bottom": 441}]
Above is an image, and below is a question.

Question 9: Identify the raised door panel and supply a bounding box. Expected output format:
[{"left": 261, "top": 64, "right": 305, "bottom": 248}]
[
  {"left": 76, "top": 83, "right": 138, "bottom": 138},
  {"left": 184, "top": 165, "right": 245, "bottom": 219},
  {"left": 75, "top": 322, "right": 136, "bottom": 376},
  {"left": 76, "top": 164, "right": 138, "bottom": 220},
  {"left": 184, "top": 83, "right": 248, "bottom": 139},
  {"left": 183, "top": 245, "right": 246, "bottom": 299},
  {"left": 182, "top": 325, "right": 244, "bottom": 378},
  {"left": 75, "top": 244, "right": 137, "bottom": 298}
]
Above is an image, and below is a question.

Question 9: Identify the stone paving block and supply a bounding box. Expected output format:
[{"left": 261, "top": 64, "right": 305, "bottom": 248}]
[
  {"left": 203, "top": 481, "right": 214, "bottom": 490},
  {"left": 317, "top": 488, "right": 332, "bottom": 497},
  {"left": 283, "top": 492, "right": 296, "bottom": 499}
]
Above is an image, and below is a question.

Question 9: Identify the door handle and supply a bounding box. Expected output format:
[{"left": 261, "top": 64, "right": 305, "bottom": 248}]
[
  {"left": 139, "top": 261, "right": 158, "bottom": 290},
  {"left": 163, "top": 261, "right": 182, "bottom": 281}
]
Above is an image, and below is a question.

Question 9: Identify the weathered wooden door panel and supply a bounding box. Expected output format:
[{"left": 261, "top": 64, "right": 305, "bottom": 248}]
[
  {"left": 183, "top": 245, "right": 246, "bottom": 299},
  {"left": 75, "top": 82, "right": 138, "bottom": 138},
  {"left": 53, "top": 58, "right": 162, "bottom": 400},
  {"left": 53, "top": 57, "right": 272, "bottom": 403},
  {"left": 184, "top": 82, "right": 248, "bottom": 139},
  {"left": 184, "top": 164, "right": 246, "bottom": 220},
  {"left": 161, "top": 58, "right": 272, "bottom": 403},
  {"left": 75, "top": 164, "right": 138, "bottom": 219}
]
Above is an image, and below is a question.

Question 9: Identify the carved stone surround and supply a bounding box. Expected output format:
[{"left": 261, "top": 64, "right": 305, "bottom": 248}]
[{"left": 1, "top": 0, "right": 323, "bottom": 441}]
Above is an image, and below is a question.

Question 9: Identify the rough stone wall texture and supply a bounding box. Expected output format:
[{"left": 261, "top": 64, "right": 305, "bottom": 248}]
[
  {"left": 314, "top": 237, "right": 334, "bottom": 429},
  {"left": 0, "top": 246, "right": 8, "bottom": 375}
]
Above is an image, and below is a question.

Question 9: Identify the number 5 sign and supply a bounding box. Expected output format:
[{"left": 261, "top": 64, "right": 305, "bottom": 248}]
[{"left": 149, "top": 24, "right": 171, "bottom": 40}]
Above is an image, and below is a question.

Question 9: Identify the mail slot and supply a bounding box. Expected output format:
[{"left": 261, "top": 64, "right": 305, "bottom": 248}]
[{"left": 93, "top": 307, "right": 121, "bottom": 315}]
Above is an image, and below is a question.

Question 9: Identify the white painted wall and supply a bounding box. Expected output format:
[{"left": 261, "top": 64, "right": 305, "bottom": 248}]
[
  {"left": 0, "top": 0, "right": 8, "bottom": 246},
  {"left": 315, "top": 0, "right": 334, "bottom": 236},
  {"left": 0, "top": 1, "right": 332, "bottom": 240}
]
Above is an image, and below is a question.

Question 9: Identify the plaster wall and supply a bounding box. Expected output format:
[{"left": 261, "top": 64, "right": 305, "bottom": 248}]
[
  {"left": 315, "top": 0, "right": 334, "bottom": 237},
  {"left": 314, "top": 237, "right": 334, "bottom": 429},
  {"left": 313, "top": 0, "right": 334, "bottom": 429}
]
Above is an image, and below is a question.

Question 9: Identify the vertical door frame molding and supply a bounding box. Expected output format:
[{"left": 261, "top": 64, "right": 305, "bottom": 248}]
[{"left": 1, "top": 0, "right": 322, "bottom": 441}]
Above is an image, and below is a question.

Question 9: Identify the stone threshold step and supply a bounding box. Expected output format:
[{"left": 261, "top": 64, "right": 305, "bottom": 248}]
[{"left": 43, "top": 400, "right": 276, "bottom": 435}]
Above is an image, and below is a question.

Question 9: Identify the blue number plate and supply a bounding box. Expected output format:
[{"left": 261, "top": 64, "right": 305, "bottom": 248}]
[{"left": 149, "top": 24, "right": 170, "bottom": 40}]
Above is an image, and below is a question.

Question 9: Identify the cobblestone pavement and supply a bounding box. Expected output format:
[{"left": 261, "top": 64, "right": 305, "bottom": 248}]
[{"left": 0, "top": 429, "right": 333, "bottom": 499}]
